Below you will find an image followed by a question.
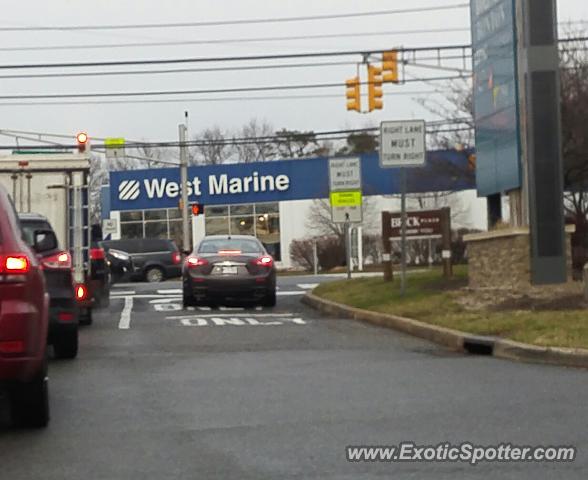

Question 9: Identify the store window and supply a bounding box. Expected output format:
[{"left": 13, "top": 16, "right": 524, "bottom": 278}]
[{"left": 117, "top": 203, "right": 281, "bottom": 260}]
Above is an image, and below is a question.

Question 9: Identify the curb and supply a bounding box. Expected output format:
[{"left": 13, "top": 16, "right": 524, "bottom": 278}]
[{"left": 302, "top": 293, "right": 588, "bottom": 369}]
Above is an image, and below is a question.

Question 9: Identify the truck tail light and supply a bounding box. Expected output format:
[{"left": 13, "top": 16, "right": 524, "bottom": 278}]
[
  {"left": 186, "top": 256, "right": 209, "bottom": 268},
  {"left": 89, "top": 248, "right": 105, "bottom": 260},
  {"left": 42, "top": 251, "right": 72, "bottom": 270}
]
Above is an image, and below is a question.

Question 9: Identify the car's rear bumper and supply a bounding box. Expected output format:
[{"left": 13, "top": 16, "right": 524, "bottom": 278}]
[
  {"left": 186, "top": 276, "right": 275, "bottom": 301},
  {"left": 48, "top": 297, "right": 78, "bottom": 344}
]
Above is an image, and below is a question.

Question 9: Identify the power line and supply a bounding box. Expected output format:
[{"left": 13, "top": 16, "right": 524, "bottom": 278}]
[
  {"left": 0, "top": 28, "right": 470, "bottom": 52},
  {"left": 0, "top": 122, "right": 471, "bottom": 151},
  {"left": 0, "top": 44, "right": 471, "bottom": 70},
  {"left": 0, "top": 61, "right": 359, "bottom": 80},
  {"left": 0, "top": 76, "right": 466, "bottom": 101},
  {"left": 0, "top": 90, "right": 439, "bottom": 107},
  {"left": 0, "top": 4, "right": 469, "bottom": 31}
]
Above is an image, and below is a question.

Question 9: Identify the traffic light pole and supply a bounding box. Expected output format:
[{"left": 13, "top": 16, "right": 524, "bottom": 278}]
[{"left": 179, "top": 123, "right": 190, "bottom": 254}]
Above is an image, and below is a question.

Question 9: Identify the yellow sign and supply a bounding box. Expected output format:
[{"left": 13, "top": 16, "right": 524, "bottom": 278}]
[
  {"left": 105, "top": 137, "right": 125, "bottom": 148},
  {"left": 330, "top": 190, "right": 362, "bottom": 207}
]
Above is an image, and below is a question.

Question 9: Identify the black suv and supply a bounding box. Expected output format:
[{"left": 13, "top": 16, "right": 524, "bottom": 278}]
[
  {"left": 101, "top": 238, "right": 182, "bottom": 282},
  {"left": 19, "top": 213, "right": 78, "bottom": 359}
]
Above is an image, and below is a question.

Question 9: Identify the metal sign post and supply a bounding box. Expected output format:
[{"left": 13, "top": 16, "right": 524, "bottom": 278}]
[
  {"left": 400, "top": 168, "right": 407, "bottom": 295},
  {"left": 379, "top": 120, "right": 426, "bottom": 295},
  {"left": 328, "top": 157, "right": 363, "bottom": 278}
]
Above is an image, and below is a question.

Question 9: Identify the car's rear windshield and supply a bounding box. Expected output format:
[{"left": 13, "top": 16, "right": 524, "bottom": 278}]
[
  {"left": 20, "top": 220, "right": 52, "bottom": 247},
  {"left": 198, "top": 238, "right": 262, "bottom": 254}
]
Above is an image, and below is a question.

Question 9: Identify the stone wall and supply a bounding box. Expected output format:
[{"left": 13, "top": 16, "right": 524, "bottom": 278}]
[{"left": 465, "top": 227, "right": 574, "bottom": 290}]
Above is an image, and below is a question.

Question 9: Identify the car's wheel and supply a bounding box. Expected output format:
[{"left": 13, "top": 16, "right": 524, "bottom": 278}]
[
  {"left": 145, "top": 266, "right": 165, "bottom": 283},
  {"left": 11, "top": 362, "right": 50, "bottom": 428},
  {"left": 79, "top": 308, "right": 93, "bottom": 326},
  {"left": 262, "top": 290, "right": 277, "bottom": 307},
  {"left": 53, "top": 328, "right": 78, "bottom": 359}
]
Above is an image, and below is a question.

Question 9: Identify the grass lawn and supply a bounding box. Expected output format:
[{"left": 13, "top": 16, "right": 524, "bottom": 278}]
[{"left": 313, "top": 266, "right": 588, "bottom": 350}]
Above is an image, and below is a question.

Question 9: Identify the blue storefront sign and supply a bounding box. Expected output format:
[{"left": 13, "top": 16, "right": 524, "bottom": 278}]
[
  {"left": 471, "top": 0, "right": 522, "bottom": 196},
  {"left": 108, "top": 150, "right": 475, "bottom": 212}
]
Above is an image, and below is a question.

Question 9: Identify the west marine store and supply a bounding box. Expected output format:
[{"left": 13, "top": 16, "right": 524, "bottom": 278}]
[{"left": 102, "top": 151, "right": 475, "bottom": 268}]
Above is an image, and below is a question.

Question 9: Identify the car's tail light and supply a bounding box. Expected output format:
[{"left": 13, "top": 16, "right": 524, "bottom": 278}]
[
  {"left": 89, "top": 248, "right": 105, "bottom": 260},
  {"left": 58, "top": 312, "right": 75, "bottom": 322},
  {"left": 218, "top": 250, "right": 241, "bottom": 256},
  {"left": 75, "top": 283, "right": 88, "bottom": 301},
  {"left": 172, "top": 251, "right": 182, "bottom": 264},
  {"left": 0, "top": 340, "right": 25, "bottom": 354},
  {"left": 186, "top": 256, "right": 209, "bottom": 268},
  {"left": 0, "top": 254, "right": 31, "bottom": 282},
  {"left": 252, "top": 255, "right": 274, "bottom": 268},
  {"left": 1, "top": 255, "right": 30, "bottom": 274},
  {"left": 41, "top": 251, "right": 72, "bottom": 270}
]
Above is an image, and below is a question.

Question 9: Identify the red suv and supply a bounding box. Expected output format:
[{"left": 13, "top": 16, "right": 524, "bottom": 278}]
[{"left": 0, "top": 184, "right": 50, "bottom": 428}]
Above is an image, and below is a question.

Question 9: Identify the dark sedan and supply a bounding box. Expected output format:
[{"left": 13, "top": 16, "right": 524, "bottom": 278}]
[{"left": 182, "top": 235, "right": 276, "bottom": 308}]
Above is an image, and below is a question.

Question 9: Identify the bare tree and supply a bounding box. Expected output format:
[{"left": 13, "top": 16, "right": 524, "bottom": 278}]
[
  {"left": 274, "top": 129, "right": 319, "bottom": 158},
  {"left": 191, "top": 126, "right": 232, "bottom": 165},
  {"left": 233, "top": 118, "right": 275, "bottom": 163}
]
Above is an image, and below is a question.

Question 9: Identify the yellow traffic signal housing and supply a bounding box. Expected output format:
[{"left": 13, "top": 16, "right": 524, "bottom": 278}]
[
  {"left": 345, "top": 76, "right": 361, "bottom": 112},
  {"left": 368, "top": 65, "right": 383, "bottom": 112},
  {"left": 382, "top": 50, "right": 399, "bottom": 83}
]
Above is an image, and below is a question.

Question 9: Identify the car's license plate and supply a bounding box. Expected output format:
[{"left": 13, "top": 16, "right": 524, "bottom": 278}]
[{"left": 222, "top": 266, "right": 238, "bottom": 275}]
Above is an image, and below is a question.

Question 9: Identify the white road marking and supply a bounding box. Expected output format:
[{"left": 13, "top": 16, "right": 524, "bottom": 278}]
[
  {"left": 297, "top": 283, "right": 319, "bottom": 290},
  {"left": 219, "top": 306, "right": 244, "bottom": 311},
  {"left": 178, "top": 316, "right": 307, "bottom": 327},
  {"left": 154, "top": 304, "right": 182, "bottom": 312},
  {"left": 198, "top": 306, "right": 211, "bottom": 311},
  {"left": 111, "top": 290, "right": 136, "bottom": 295},
  {"left": 118, "top": 296, "right": 134, "bottom": 330},
  {"left": 157, "top": 289, "right": 183, "bottom": 294},
  {"left": 150, "top": 298, "right": 180, "bottom": 304},
  {"left": 166, "top": 313, "right": 295, "bottom": 319},
  {"left": 111, "top": 294, "right": 182, "bottom": 299},
  {"left": 277, "top": 291, "right": 306, "bottom": 296}
]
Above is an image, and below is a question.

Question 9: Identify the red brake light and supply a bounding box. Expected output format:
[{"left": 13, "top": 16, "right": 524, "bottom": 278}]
[
  {"left": 172, "top": 251, "right": 181, "bottom": 264},
  {"left": 1, "top": 255, "right": 30, "bottom": 274},
  {"left": 90, "top": 248, "right": 105, "bottom": 260},
  {"left": 0, "top": 340, "right": 25, "bottom": 354},
  {"left": 186, "top": 256, "right": 209, "bottom": 268},
  {"left": 42, "top": 251, "right": 72, "bottom": 270},
  {"left": 75, "top": 284, "right": 88, "bottom": 301},
  {"left": 253, "top": 255, "right": 273, "bottom": 268},
  {"left": 218, "top": 250, "right": 242, "bottom": 256}
]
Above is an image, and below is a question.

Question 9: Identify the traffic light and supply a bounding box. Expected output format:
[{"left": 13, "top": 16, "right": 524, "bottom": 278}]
[
  {"left": 76, "top": 132, "right": 89, "bottom": 153},
  {"left": 367, "top": 65, "right": 383, "bottom": 112},
  {"left": 345, "top": 76, "right": 361, "bottom": 112},
  {"left": 382, "top": 50, "right": 399, "bottom": 83},
  {"left": 190, "top": 203, "right": 204, "bottom": 216}
]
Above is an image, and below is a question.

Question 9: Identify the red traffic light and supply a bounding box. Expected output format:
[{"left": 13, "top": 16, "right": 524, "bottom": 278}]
[
  {"left": 191, "top": 203, "right": 204, "bottom": 216},
  {"left": 76, "top": 132, "right": 89, "bottom": 152}
]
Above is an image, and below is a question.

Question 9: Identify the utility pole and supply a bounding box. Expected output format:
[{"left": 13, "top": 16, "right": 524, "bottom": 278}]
[{"left": 179, "top": 123, "right": 190, "bottom": 254}]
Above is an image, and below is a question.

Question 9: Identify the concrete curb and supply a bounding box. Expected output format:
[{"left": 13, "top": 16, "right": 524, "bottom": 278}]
[{"left": 302, "top": 292, "right": 588, "bottom": 369}]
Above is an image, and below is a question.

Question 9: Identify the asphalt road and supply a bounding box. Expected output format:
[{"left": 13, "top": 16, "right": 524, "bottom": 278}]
[{"left": 0, "top": 275, "right": 586, "bottom": 479}]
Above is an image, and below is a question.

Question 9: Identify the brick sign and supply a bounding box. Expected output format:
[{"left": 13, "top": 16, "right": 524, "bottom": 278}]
[{"left": 389, "top": 209, "right": 443, "bottom": 239}]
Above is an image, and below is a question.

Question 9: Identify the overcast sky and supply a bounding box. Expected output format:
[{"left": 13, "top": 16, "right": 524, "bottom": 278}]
[{"left": 0, "top": 0, "right": 586, "bottom": 146}]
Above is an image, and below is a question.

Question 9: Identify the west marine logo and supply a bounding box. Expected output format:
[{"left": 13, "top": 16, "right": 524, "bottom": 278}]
[{"left": 118, "top": 180, "right": 141, "bottom": 201}]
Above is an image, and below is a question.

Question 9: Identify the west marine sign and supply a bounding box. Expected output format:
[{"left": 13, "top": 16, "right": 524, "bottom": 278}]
[{"left": 109, "top": 151, "right": 474, "bottom": 211}]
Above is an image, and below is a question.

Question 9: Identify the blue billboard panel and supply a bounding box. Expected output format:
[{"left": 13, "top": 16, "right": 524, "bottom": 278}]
[
  {"left": 471, "top": 0, "right": 521, "bottom": 196},
  {"left": 109, "top": 151, "right": 475, "bottom": 212}
]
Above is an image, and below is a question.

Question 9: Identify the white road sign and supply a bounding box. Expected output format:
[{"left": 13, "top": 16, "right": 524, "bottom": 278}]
[
  {"left": 380, "top": 120, "right": 426, "bottom": 168},
  {"left": 102, "top": 218, "right": 118, "bottom": 236},
  {"left": 331, "top": 204, "right": 362, "bottom": 224},
  {"left": 328, "top": 157, "right": 362, "bottom": 191}
]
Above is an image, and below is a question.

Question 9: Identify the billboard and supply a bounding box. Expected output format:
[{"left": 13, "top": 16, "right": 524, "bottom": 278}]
[
  {"left": 108, "top": 150, "right": 475, "bottom": 212},
  {"left": 471, "top": 0, "right": 521, "bottom": 196}
]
